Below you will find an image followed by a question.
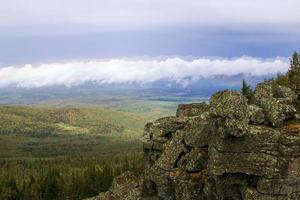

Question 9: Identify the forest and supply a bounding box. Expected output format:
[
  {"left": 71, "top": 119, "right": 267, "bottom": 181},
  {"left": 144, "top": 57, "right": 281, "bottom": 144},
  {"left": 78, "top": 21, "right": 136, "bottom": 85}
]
[
  {"left": 0, "top": 106, "right": 146, "bottom": 199},
  {"left": 0, "top": 151, "right": 142, "bottom": 200}
]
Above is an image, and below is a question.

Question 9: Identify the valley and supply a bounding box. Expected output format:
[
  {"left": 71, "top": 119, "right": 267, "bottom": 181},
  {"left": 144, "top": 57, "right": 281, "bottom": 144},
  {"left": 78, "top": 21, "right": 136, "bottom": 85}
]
[{"left": 0, "top": 98, "right": 184, "bottom": 199}]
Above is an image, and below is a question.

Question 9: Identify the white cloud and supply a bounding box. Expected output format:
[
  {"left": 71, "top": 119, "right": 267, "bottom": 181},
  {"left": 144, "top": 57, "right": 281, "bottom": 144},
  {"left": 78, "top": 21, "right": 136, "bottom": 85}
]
[
  {"left": 0, "top": 0, "right": 299, "bottom": 34},
  {"left": 0, "top": 57, "right": 289, "bottom": 88}
]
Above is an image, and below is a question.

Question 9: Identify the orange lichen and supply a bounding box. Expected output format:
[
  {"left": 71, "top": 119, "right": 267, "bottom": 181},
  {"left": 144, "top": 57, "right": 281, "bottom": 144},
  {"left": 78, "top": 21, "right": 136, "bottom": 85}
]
[
  {"left": 170, "top": 169, "right": 183, "bottom": 178},
  {"left": 189, "top": 169, "right": 209, "bottom": 182},
  {"left": 283, "top": 124, "right": 300, "bottom": 135}
]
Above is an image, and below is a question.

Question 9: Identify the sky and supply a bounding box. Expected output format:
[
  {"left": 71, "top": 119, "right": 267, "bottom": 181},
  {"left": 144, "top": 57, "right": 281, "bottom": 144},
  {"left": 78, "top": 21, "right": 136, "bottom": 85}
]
[
  {"left": 0, "top": 0, "right": 299, "bottom": 87},
  {"left": 0, "top": 0, "right": 299, "bottom": 64}
]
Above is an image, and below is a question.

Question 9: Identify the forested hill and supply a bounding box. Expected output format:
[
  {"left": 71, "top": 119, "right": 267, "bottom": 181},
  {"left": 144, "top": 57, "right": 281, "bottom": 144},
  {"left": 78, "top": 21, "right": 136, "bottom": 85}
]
[{"left": 0, "top": 106, "right": 148, "bottom": 138}]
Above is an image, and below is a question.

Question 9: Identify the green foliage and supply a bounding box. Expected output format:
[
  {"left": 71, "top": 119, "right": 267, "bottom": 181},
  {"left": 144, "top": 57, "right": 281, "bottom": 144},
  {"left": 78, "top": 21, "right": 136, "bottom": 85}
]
[
  {"left": 0, "top": 177, "right": 19, "bottom": 200},
  {"left": 288, "top": 51, "right": 300, "bottom": 94},
  {"left": 273, "top": 51, "right": 300, "bottom": 111},
  {"left": 39, "top": 169, "right": 62, "bottom": 200},
  {"left": 0, "top": 151, "right": 142, "bottom": 200},
  {"left": 273, "top": 51, "right": 300, "bottom": 94},
  {"left": 241, "top": 79, "right": 254, "bottom": 104}
]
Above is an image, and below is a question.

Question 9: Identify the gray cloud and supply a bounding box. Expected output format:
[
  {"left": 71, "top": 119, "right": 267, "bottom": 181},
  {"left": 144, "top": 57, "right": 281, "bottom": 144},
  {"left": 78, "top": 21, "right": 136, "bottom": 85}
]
[
  {"left": 0, "top": 0, "right": 299, "bottom": 35},
  {"left": 0, "top": 57, "right": 288, "bottom": 88}
]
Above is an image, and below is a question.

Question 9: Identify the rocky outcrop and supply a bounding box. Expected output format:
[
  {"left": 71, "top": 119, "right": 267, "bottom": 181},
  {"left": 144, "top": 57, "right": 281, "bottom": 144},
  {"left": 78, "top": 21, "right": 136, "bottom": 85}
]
[
  {"left": 90, "top": 83, "right": 300, "bottom": 200},
  {"left": 85, "top": 171, "right": 142, "bottom": 200}
]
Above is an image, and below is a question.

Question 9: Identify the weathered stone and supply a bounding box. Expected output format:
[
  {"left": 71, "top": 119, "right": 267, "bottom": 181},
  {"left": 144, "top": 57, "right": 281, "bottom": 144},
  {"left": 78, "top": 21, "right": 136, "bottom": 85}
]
[
  {"left": 254, "top": 82, "right": 274, "bottom": 100},
  {"left": 211, "top": 125, "right": 280, "bottom": 155},
  {"left": 156, "top": 131, "right": 186, "bottom": 171},
  {"left": 260, "top": 98, "right": 296, "bottom": 127},
  {"left": 143, "top": 149, "right": 162, "bottom": 169},
  {"left": 176, "top": 102, "right": 209, "bottom": 118},
  {"left": 212, "top": 173, "right": 257, "bottom": 199},
  {"left": 170, "top": 169, "right": 208, "bottom": 200},
  {"left": 140, "top": 178, "right": 159, "bottom": 199},
  {"left": 257, "top": 178, "right": 300, "bottom": 195},
  {"left": 88, "top": 172, "right": 141, "bottom": 200},
  {"left": 177, "top": 148, "right": 208, "bottom": 172},
  {"left": 254, "top": 83, "right": 297, "bottom": 127},
  {"left": 210, "top": 90, "right": 249, "bottom": 120},
  {"left": 142, "top": 140, "right": 164, "bottom": 151},
  {"left": 279, "top": 125, "right": 300, "bottom": 158},
  {"left": 241, "top": 187, "right": 287, "bottom": 200},
  {"left": 152, "top": 141, "right": 164, "bottom": 151},
  {"left": 209, "top": 147, "right": 278, "bottom": 177},
  {"left": 223, "top": 118, "right": 250, "bottom": 137},
  {"left": 249, "top": 105, "right": 265, "bottom": 124},
  {"left": 210, "top": 90, "right": 250, "bottom": 137},
  {"left": 143, "top": 141, "right": 153, "bottom": 150},
  {"left": 91, "top": 80, "right": 300, "bottom": 200},
  {"left": 144, "top": 165, "right": 175, "bottom": 200},
  {"left": 146, "top": 116, "right": 186, "bottom": 139},
  {"left": 184, "top": 113, "right": 209, "bottom": 147}
]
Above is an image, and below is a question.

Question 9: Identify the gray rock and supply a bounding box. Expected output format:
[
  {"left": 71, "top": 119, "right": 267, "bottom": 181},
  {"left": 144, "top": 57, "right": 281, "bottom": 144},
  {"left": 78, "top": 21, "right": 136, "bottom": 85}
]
[
  {"left": 184, "top": 113, "right": 209, "bottom": 147},
  {"left": 89, "top": 171, "right": 141, "bottom": 200},
  {"left": 170, "top": 169, "right": 208, "bottom": 200},
  {"left": 257, "top": 178, "right": 300, "bottom": 195},
  {"left": 177, "top": 148, "right": 208, "bottom": 172},
  {"left": 146, "top": 116, "right": 186, "bottom": 139},
  {"left": 254, "top": 83, "right": 297, "bottom": 127},
  {"left": 156, "top": 131, "right": 186, "bottom": 171},
  {"left": 176, "top": 102, "right": 209, "bottom": 118},
  {"left": 210, "top": 90, "right": 250, "bottom": 137},
  {"left": 249, "top": 105, "right": 265, "bottom": 125},
  {"left": 260, "top": 98, "right": 296, "bottom": 127}
]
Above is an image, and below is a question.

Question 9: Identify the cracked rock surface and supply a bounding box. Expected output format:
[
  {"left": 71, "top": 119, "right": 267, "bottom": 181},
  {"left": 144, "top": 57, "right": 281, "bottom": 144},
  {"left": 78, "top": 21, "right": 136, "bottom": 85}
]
[{"left": 87, "top": 83, "right": 300, "bottom": 200}]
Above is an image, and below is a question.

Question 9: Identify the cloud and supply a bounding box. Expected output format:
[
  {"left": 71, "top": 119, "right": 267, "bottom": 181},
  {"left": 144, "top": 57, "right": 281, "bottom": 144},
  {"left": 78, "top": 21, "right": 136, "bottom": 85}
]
[
  {"left": 0, "top": 57, "right": 289, "bottom": 88},
  {"left": 0, "top": 0, "right": 299, "bottom": 35}
]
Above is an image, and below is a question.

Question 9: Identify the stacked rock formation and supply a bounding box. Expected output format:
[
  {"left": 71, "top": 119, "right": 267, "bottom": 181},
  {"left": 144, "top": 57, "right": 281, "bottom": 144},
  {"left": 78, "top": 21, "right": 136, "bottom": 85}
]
[{"left": 89, "top": 83, "right": 300, "bottom": 200}]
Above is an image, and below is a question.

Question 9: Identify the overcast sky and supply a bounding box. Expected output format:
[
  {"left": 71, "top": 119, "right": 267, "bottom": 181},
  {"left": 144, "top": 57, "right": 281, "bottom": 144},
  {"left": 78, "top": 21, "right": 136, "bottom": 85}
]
[
  {"left": 0, "top": 0, "right": 299, "bottom": 65},
  {"left": 0, "top": 1, "right": 298, "bottom": 88}
]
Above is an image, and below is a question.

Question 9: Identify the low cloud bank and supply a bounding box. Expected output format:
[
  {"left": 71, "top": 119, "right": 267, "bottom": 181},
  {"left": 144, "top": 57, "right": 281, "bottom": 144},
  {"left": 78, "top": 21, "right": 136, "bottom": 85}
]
[{"left": 0, "top": 57, "right": 289, "bottom": 88}]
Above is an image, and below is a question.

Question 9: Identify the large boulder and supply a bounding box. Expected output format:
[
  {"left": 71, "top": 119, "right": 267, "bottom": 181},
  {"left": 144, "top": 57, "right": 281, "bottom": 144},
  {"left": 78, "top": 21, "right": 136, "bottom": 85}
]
[
  {"left": 170, "top": 169, "right": 208, "bottom": 200},
  {"left": 144, "top": 116, "right": 186, "bottom": 140},
  {"left": 257, "top": 178, "right": 300, "bottom": 195},
  {"left": 183, "top": 113, "right": 209, "bottom": 147},
  {"left": 177, "top": 148, "right": 208, "bottom": 172},
  {"left": 260, "top": 98, "right": 296, "bottom": 127},
  {"left": 176, "top": 102, "right": 209, "bottom": 118},
  {"left": 210, "top": 90, "right": 250, "bottom": 137},
  {"left": 249, "top": 105, "right": 265, "bottom": 125},
  {"left": 143, "top": 165, "right": 175, "bottom": 200},
  {"left": 155, "top": 131, "right": 187, "bottom": 171},
  {"left": 87, "top": 172, "right": 141, "bottom": 200},
  {"left": 254, "top": 83, "right": 297, "bottom": 127}
]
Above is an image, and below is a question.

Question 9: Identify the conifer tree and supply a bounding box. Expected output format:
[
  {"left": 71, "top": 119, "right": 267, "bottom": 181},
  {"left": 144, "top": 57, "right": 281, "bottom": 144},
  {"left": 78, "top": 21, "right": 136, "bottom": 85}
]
[
  {"left": 241, "top": 79, "right": 254, "bottom": 104},
  {"left": 288, "top": 51, "right": 300, "bottom": 94}
]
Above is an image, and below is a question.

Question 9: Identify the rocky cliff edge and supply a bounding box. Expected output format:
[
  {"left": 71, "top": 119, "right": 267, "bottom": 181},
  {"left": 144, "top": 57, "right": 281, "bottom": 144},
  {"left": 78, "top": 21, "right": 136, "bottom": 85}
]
[{"left": 87, "top": 82, "right": 300, "bottom": 200}]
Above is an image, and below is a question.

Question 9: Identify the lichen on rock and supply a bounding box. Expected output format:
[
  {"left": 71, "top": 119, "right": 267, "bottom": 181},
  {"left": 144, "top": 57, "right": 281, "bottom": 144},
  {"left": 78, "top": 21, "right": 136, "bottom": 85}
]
[{"left": 89, "top": 83, "right": 300, "bottom": 200}]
